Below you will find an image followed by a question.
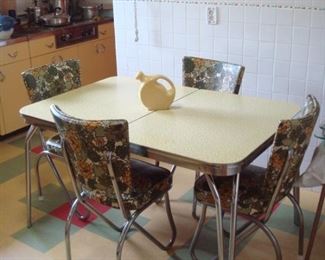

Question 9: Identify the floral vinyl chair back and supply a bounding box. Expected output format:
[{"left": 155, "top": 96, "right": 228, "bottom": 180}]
[
  {"left": 263, "top": 95, "right": 319, "bottom": 218},
  {"left": 51, "top": 105, "right": 132, "bottom": 209},
  {"left": 182, "top": 56, "right": 245, "bottom": 94},
  {"left": 22, "top": 59, "right": 81, "bottom": 103}
]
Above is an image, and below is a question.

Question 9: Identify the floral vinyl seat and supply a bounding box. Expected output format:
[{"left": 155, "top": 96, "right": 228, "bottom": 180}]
[
  {"left": 195, "top": 165, "right": 267, "bottom": 217},
  {"left": 21, "top": 59, "right": 81, "bottom": 200},
  {"left": 190, "top": 95, "right": 320, "bottom": 260},
  {"left": 50, "top": 105, "right": 176, "bottom": 260},
  {"left": 86, "top": 158, "right": 172, "bottom": 210},
  {"left": 182, "top": 56, "right": 245, "bottom": 94}
]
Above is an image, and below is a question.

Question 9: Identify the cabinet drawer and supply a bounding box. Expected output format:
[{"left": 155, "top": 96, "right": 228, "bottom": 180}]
[
  {"left": 29, "top": 35, "right": 56, "bottom": 57},
  {"left": 98, "top": 23, "right": 114, "bottom": 39},
  {"left": 0, "top": 42, "right": 29, "bottom": 65},
  {"left": 31, "top": 47, "right": 78, "bottom": 68}
]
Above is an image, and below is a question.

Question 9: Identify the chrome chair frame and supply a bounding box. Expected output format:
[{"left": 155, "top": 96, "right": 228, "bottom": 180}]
[
  {"left": 22, "top": 60, "right": 86, "bottom": 227},
  {"left": 190, "top": 150, "right": 305, "bottom": 260},
  {"left": 190, "top": 95, "right": 320, "bottom": 259},
  {"left": 63, "top": 147, "right": 177, "bottom": 260}
]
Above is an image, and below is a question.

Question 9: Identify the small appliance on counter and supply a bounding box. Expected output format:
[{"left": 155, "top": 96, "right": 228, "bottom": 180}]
[
  {"left": 80, "top": 3, "right": 103, "bottom": 20},
  {"left": 0, "top": 15, "right": 15, "bottom": 40},
  {"left": 40, "top": 0, "right": 71, "bottom": 27}
]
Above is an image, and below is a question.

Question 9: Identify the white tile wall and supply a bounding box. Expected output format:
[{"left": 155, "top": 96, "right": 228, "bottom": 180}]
[{"left": 113, "top": 0, "right": 325, "bottom": 169}]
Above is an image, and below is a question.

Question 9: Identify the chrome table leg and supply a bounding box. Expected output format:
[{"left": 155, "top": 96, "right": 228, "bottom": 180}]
[
  {"left": 25, "top": 125, "right": 38, "bottom": 228},
  {"left": 229, "top": 173, "right": 240, "bottom": 260},
  {"left": 205, "top": 173, "right": 224, "bottom": 260}
]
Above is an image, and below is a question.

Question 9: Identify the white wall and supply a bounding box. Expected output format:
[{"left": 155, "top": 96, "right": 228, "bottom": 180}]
[{"left": 113, "top": 0, "right": 325, "bottom": 170}]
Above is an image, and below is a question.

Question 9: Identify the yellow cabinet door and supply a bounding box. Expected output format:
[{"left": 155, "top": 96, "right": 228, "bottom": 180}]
[
  {"left": 0, "top": 60, "right": 31, "bottom": 134},
  {"left": 31, "top": 47, "right": 79, "bottom": 68},
  {"left": 79, "top": 38, "right": 117, "bottom": 85}
]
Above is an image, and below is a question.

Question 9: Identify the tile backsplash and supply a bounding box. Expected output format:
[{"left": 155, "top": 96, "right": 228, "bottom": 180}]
[{"left": 113, "top": 0, "right": 325, "bottom": 169}]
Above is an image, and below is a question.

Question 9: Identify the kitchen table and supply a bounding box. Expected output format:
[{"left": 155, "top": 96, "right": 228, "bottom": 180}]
[{"left": 20, "top": 76, "right": 299, "bottom": 260}]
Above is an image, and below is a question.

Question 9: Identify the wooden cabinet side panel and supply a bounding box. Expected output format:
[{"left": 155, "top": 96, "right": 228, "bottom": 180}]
[{"left": 0, "top": 60, "right": 31, "bottom": 134}]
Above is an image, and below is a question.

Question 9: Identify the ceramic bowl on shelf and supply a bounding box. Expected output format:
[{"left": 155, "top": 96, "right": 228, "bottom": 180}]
[{"left": 0, "top": 15, "right": 15, "bottom": 40}]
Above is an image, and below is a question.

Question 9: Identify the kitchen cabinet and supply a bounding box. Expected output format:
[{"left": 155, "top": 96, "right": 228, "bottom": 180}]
[
  {"left": 31, "top": 46, "right": 78, "bottom": 67},
  {"left": 0, "top": 21, "right": 116, "bottom": 136},
  {"left": 79, "top": 23, "right": 117, "bottom": 85},
  {"left": 29, "top": 35, "right": 79, "bottom": 67},
  {"left": 29, "top": 35, "right": 56, "bottom": 57},
  {"left": 0, "top": 41, "right": 31, "bottom": 135}
]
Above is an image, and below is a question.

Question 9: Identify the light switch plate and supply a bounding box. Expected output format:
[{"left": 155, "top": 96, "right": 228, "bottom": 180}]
[{"left": 207, "top": 6, "right": 218, "bottom": 25}]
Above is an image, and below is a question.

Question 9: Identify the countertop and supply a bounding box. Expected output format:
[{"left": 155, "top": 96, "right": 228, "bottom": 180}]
[{"left": 0, "top": 15, "right": 113, "bottom": 47}]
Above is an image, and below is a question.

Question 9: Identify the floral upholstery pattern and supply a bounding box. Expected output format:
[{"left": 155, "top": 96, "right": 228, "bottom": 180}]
[
  {"left": 51, "top": 106, "right": 173, "bottom": 210},
  {"left": 21, "top": 59, "right": 81, "bottom": 103},
  {"left": 195, "top": 95, "right": 319, "bottom": 217},
  {"left": 21, "top": 59, "right": 81, "bottom": 154},
  {"left": 182, "top": 56, "right": 245, "bottom": 94}
]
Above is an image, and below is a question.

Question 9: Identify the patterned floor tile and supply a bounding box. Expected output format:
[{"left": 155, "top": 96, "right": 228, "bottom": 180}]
[
  {"left": 85, "top": 208, "right": 149, "bottom": 241},
  {"left": 19, "top": 183, "right": 73, "bottom": 213},
  {"left": 1, "top": 133, "right": 325, "bottom": 259},
  {"left": 49, "top": 199, "right": 110, "bottom": 228},
  {"left": 8, "top": 133, "right": 41, "bottom": 149},
  {"left": 268, "top": 203, "right": 324, "bottom": 237},
  {"left": 12, "top": 215, "right": 79, "bottom": 253}
]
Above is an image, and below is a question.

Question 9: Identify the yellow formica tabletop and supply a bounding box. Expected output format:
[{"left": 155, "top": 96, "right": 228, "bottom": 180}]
[
  {"left": 20, "top": 76, "right": 301, "bottom": 258},
  {"left": 130, "top": 89, "right": 300, "bottom": 175},
  {"left": 20, "top": 76, "right": 197, "bottom": 128}
]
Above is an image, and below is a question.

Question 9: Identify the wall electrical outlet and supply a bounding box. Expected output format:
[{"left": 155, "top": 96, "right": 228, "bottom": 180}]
[{"left": 207, "top": 6, "right": 218, "bottom": 25}]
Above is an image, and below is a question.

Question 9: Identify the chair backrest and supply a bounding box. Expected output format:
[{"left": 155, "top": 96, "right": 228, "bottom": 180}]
[
  {"left": 50, "top": 104, "right": 131, "bottom": 207},
  {"left": 21, "top": 59, "right": 81, "bottom": 103},
  {"left": 182, "top": 56, "right": 245, "bottom": 94},
  {"left": 263, "top": 95, "right": 320, "bottom": 218}
]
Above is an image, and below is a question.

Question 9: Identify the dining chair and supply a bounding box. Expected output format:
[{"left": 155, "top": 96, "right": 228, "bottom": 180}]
[
  {"left": 182, "top": 56, "right": 245, "bottom": 219},
  {"left": 294, "top": 131, "right": 325, "bottom": 260},
  {"left": 50, "top": 104, "right": 177, "bottom": 260},
  {"left": 21, "top": 59, "right": 81, "bottom": 202},
  {"left": 190, "top": 95, "right": 319, "bottom": 260}
]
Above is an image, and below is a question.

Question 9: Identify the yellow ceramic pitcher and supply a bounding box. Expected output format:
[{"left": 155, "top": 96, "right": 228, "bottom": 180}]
[{"left": 136, "top": 71, "right": 176, "bottom": 111}]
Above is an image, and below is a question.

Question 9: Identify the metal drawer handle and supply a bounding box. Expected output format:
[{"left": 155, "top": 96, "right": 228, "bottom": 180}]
[
  {"left": 51, "top": 55, "right": 64, "bottom": 64},
  {"left": 96, "top": 43, "right": 106, "bottom": 54},
  {"left": 100, "top": 30, "right": 107, "bottom": 36},
  {"left": 0, "top": 71, "right": 5, "bottom": 82},
  {"left": 46, "top": 42, "right": 54, "bottom": 48},
  {"left": 8, "top": 51, "right": 18, "bottom": 58}
]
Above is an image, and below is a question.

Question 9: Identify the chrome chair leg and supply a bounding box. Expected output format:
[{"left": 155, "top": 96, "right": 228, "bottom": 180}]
[
  {"left": 248, "top": 217, "right": 282, "bottom": 260},
  {"left": 305, "top": 185, "right": 325, "bottom": 260},
  {"left": 190, "top": 204, "right": 207, "bottom": 260},
  {"left": 116, "top": 192, "right": 177, "bottom": 259},
  {"left": 134, "top": 192, "right": 177, "bottom": 249},
  {"left": 293, "top": 186, "right": 300, "bottom": 226},
  {"left": 35, "top": 156, "right": 43, "bottom": 198},
  {"left": 117, "top": 213, "right": 140, "bottom": 260},
  {"left": 78, "top": 198, "right": 123, "bottom": 233},
  {"left": 45, "top": 153, "right": 72, "bottom": 201},
  {"left": 192, "top": 170, "right": 200, "bottom": 220},
  {"left": 287, "top": 193, "right": 304, "bottom": 256},
  {"left": 65, "top": 198, "right": 79, "bottom": 260},
  {"left": 164, "top": 192, "right": 177, "bottom": 247}
]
